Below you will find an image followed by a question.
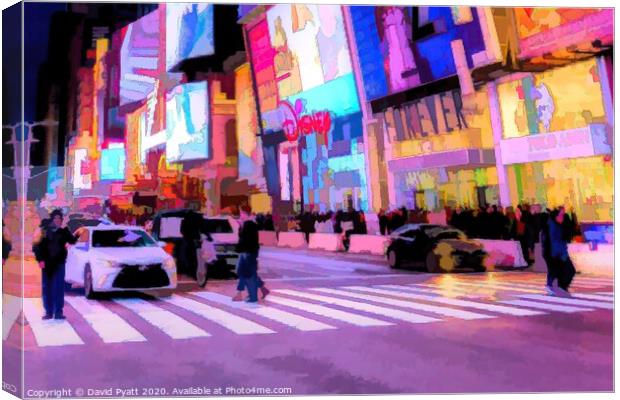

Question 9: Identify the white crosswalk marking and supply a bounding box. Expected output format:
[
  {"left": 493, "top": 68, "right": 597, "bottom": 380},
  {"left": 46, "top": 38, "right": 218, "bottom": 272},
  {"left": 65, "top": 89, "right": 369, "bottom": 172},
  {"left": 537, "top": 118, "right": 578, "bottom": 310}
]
[
  {"left": 498, "top": 299, "right": 594, "bottom": 313},
  {"left": 311, "top": 287, "right": 494, "bottom": 320},
  {"left": 347, "top": 285, "right": 545, "bottom": 317},
  {"left": 570, "top": 293, "right": 614, "bottom": 302},
  {"left": 518, "top": 294, "right": 614, "bottom": 310},
  {"left": 191, "top": 292, "right": 336, "bottom": 332},
  {"left": 3, "top": 295, "right": 21, "bottom": 340},
  {"left": 415, "top": 282, "right": 541, "bottom": 294},
  {"left": 594, "top": 292, "right": 614, "bottom": 296},
  {"left": 113, "top": 298, "right": 210, "bottom": 339},
  {"left": 266, "top": 295, "right": 393, "bottom": 327},
  {"left": 162, "top": 294, "right": 275, "bottom": 335},
  {"left": 274, "top": 289, "right": 439, "bottom": 324},
  {"left": 65, "top": 297, "right": 146, "bottom": 343},
  {"left": 22, "top": 298, "right": 84, "bottom": 347}
]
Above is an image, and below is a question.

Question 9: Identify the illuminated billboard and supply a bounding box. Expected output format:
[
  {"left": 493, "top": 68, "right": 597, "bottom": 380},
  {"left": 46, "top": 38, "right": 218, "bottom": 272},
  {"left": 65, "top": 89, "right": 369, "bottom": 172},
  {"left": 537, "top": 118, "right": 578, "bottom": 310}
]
[
  {"left": 100, "top": 146, "right": 127, "bottom": 181},
  {"left": 119, "top": 10, "right": 160, "bottom": 105},
  {"left": 166, "top": 3, "right": 215, "bottom": 70},
  {"left": 514, "top": 8, "right": 613, "bottom": 59},
  {"left": 165, "top": 81, "right": 209, "bottom": 162},
  {"left": 235, "top": 63, "right": 265, "bottom": 188},
  {"left": 73, "top": 149, "right": 92, "bottom": 192},
  {"left": 266, "top": 4, "right": 353, "bottom": 98}
]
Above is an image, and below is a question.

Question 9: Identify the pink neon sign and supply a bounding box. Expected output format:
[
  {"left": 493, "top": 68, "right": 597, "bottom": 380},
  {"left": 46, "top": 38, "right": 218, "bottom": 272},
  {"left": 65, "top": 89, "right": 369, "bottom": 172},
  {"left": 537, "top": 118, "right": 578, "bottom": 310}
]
[{"left": 280, "top": 99, "right": 332, "bottom": 145}]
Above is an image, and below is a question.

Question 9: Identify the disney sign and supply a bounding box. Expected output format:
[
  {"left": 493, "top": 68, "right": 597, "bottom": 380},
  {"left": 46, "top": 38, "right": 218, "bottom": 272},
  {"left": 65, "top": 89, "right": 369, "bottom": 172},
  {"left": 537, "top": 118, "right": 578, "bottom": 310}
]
[{"left": 280, "top": 99, "right": 332, "bottom": 146}]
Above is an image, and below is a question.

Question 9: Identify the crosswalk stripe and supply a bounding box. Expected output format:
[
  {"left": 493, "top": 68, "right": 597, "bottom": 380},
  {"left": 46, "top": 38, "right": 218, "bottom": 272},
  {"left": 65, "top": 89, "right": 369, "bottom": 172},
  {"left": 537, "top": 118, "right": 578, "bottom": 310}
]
[
  {"left": 415, "top": 282, "right": 541, "bottom": 294},
  {"left": 349, "top": 285, "right": 545, "bottom": 317},
  {"left": 571, "top": 276, "right": 614, "bottom": 284},
  {"left": 456, "top": 278, "right": 604, "bottom": 290},
  {"left": 191, "top": 292, "right": 336, "bottom": 332},
  {"left": 3, "top": 295, "right": 21, "bottom": 340},
  {"left": 113, "top": 298, "right": 210, "bottom": 339},
  {"left": 594, "top": 292, "right": 614, "bottom": 296},
  {"left": 162, "top": 295, "right": 275, "bottom": 335},
  {"left": 266, "top": 295, "right": 393, "bottom": 327},
  {"left": 65, "top": 297, "right": 146, "bottom": 343},
  {"left": 274, "top": 289, "right": 439, "bottom": 324},
  {"left": 311, "top": 287, "right": 494, "bottom": 320},
  {"left": 22, "top": 298, "right": 84, "bottom": 347},
  {"left": 498, "top": 299, "right": 594, "bottom": 313},
  {"left": 570, "top": 293, "right": 614, "bottom": 302},
  {"left": 518, "top": 294, "right": 614, "bottom": 310}
]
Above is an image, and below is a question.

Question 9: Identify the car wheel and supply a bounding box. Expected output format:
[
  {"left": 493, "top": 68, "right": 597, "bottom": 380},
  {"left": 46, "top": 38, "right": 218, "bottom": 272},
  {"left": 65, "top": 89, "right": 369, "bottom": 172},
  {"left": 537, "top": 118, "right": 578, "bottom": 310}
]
[
  {"left": 84, "top": 264, "right": 97, "bottom": 299},
  {"left": 425, "top": 251, "right": 442, "bottom": 273},
  {"left": 387, "top": 249, "right": 400, "bottom": 269}
]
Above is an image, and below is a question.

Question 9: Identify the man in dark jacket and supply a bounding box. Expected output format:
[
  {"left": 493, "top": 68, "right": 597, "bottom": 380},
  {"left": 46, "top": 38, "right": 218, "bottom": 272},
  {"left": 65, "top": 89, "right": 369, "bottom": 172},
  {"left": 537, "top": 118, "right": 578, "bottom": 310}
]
[
  {"left": 232, "top": 210, "right": 269, "bottom": 303},
  {"left": 32, "top": 209, "right": 81, "bottom": 320}
]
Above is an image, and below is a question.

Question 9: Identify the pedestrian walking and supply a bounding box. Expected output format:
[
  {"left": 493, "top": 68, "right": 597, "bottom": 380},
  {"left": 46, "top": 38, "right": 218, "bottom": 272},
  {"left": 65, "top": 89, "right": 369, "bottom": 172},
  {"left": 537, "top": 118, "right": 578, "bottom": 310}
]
[
  {"left": 2, "top": 221, "right": 11, "bottom": 267},
  {"left": 232, "top": 210, "right": 269, "bottom": 303},
  {"left": 540, "top": 209, "right": 557, "bottom": 295},
  {"left": 32, "top": 209, "right": 82, "bottom": 320},
  {"left": 548, "top": 207, "right": 576, "bottom": 297}
]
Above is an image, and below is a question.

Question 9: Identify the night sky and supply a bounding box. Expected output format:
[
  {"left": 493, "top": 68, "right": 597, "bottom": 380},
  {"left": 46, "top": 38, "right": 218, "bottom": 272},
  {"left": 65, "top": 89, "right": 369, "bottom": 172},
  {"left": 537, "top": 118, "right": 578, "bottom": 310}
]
[{"left": 2, "top": 2, "right": 67, "bottom": 125}]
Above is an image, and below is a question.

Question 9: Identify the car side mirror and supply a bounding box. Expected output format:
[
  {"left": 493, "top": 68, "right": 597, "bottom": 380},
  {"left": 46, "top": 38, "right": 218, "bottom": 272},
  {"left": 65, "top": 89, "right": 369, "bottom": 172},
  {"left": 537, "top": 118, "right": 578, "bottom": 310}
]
[{"left": 157, "top": 241, "right": 166, "bottom": 248}]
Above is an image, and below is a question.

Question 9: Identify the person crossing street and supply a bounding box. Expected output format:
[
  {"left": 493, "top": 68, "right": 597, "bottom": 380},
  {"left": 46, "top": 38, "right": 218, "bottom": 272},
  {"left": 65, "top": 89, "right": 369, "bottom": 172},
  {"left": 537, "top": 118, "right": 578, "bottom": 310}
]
[{"left": 32, "top": 209, "right": 82, "bottom": 320}]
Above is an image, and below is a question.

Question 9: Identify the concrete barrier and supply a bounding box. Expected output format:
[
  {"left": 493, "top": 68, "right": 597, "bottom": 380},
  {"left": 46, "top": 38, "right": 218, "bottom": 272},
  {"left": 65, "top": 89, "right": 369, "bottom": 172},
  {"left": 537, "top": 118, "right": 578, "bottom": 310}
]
[
  {"left": 309, "top": 233, "right": 344, "bottom": 252},
  {"left": 569, "top": 243, "right": 613, "bottom": 277},
  {"left": 348, "top": 234, "right": 390, "bottom": 256},
  {"left": 259, "top": 231, "right": 278, "bottom": 246},
  {"left": 277, "top": 231, "right": 307, "bottom": 249},
  {"left": 477, "top": 239, "right": 527, "bottom": 268}
]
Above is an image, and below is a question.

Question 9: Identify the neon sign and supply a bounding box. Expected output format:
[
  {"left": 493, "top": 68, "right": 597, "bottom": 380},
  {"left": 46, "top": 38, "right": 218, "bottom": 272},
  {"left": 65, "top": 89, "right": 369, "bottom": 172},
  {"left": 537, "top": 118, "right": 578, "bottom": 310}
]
[{"left": 281, "top": 99, "right": 332, "bottom": 145}]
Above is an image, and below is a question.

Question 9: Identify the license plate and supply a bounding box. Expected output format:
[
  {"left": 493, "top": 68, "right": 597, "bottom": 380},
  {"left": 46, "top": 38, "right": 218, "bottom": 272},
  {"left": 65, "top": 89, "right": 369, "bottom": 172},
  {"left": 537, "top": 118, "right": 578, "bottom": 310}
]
[{"left": 226, "top": 258, "right": 238, "bottom": 266}]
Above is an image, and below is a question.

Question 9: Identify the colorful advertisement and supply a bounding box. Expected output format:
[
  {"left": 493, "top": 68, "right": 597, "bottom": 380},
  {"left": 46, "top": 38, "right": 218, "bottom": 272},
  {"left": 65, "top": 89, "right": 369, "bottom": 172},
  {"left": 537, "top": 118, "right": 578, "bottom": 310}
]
[
  {"left": 73, "top": 148, "right": 92, "bottom": 192},
  {"left": 514, "top": 8, "right": 613, "bottom": 59},
  {"left": 166, "top": 3, "right": 215, "bottom": 70},
  {"left": 235, "top": 63, "right": 265, "bottom": 188},
  {"left": 247, "top": 17, "right": 279, "bottom": 113},
  {"left": 125, "top": 107, "right": 142, "bottom": 184},
  {"left": 100, "top": 146, "right": 127, "bottom": 181},
  {"left": 266, "top": 4, "right": 353, "bottom": 98},
  {"left": 351, "top": 6, "right": 497, "bottom": 100},
  {"left": 497, "top": 58, "right": 606, "bottom": 139},
  {"left": 120, "top": 10, "right": 160, "bottom": 105},
  {"left": 165, "top": 81, "right": 209, "bottom": 162}
]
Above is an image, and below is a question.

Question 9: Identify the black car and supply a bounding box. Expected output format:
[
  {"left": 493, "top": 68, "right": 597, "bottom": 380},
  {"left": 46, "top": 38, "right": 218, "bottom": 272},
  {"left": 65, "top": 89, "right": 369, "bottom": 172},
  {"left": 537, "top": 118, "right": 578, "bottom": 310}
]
[{"left": 386, "top": 224, "right": 487, "bottom": 273}]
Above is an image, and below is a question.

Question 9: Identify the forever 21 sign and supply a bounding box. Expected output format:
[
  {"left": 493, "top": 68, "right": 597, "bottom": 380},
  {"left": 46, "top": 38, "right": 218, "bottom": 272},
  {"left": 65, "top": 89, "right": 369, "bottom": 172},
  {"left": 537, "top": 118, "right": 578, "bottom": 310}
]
[{"left": 280, "top": 99, "right": 332, "bottom": 146}]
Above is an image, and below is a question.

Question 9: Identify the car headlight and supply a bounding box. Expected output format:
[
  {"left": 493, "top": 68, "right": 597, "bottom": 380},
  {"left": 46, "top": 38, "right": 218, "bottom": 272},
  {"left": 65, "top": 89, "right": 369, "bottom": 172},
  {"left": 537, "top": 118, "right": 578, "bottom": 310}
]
[{"left": 163, "top": 257, "right": 176, "bottom": 270}]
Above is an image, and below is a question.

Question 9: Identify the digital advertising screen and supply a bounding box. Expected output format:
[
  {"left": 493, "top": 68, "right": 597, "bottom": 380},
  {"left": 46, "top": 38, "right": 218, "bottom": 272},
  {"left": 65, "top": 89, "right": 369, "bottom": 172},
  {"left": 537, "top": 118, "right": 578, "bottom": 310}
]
[
  {"left": 166, "top": 3, "right": 215, "bottom": 70},
  {"left": 100, "top": 147, "right": 127, "bottom": 181},
  {"left": 119, "top": 9, "right": 161, "bottom": 106},
  {"left": 165, "top": 81, "right": 209, "bottom": 162}
]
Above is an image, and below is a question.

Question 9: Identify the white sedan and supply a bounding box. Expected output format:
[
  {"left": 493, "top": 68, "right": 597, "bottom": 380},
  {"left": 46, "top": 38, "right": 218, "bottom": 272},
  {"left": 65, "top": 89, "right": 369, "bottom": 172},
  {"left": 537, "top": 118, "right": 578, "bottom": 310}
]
[{"left": 66, "top": 224, "right": 177, "bottom": 298}]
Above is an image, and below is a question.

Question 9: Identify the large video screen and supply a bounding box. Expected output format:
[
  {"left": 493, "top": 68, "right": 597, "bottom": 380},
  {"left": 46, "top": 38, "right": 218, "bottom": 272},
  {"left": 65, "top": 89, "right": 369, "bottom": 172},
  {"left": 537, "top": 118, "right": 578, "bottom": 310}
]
[
  {"left": 119, "top": 10, "right": 161, "bottom": 106},
  {"left": 266, "top": 4, "right": 353, "bottom": 98},
  {"left": 100, "top": 147, "right": 126, "bottom": 181},
  {"left": 165, "top": 81, "right": 209, "bottom": 162},
  {"left": 166, "top": 3, "right": 215, "bottom": 70}
]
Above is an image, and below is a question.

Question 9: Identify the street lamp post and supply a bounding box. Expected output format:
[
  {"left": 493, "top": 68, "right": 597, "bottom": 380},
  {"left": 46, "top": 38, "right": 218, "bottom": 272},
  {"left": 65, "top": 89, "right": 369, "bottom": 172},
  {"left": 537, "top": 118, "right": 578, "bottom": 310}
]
[{"left": 3, "top": 119, "right": 58, "bottom": 201}]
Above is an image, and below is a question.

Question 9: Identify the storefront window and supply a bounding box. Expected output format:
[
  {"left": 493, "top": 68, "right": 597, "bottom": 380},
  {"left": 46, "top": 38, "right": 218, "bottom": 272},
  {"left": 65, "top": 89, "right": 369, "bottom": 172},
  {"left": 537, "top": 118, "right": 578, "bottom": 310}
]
[{"left": 507, "top": 156, "right": 613, "bottom": 221}]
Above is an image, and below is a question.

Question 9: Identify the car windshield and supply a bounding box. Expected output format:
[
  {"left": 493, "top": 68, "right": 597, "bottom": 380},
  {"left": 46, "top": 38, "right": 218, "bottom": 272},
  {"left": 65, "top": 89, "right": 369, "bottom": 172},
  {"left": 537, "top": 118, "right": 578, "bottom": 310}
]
[
  {"left": 67, "top": 219, "right": 100, "bottom": 232},
  {"left": 202, "top": 219, "right": 233, "bottom": 234},
  {"left": 92, "top": 229, "right": 156, "bottom": 248},
  {"left": 425, "top": 227, "right": 467, "bottom": 240}
]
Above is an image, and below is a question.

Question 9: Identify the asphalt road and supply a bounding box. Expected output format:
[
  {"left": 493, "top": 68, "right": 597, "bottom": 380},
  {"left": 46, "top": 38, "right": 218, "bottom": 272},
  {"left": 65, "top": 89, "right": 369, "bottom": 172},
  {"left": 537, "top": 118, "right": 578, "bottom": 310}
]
[{"left": 3, "top": 247, "right": 613, "bottom": 397}]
